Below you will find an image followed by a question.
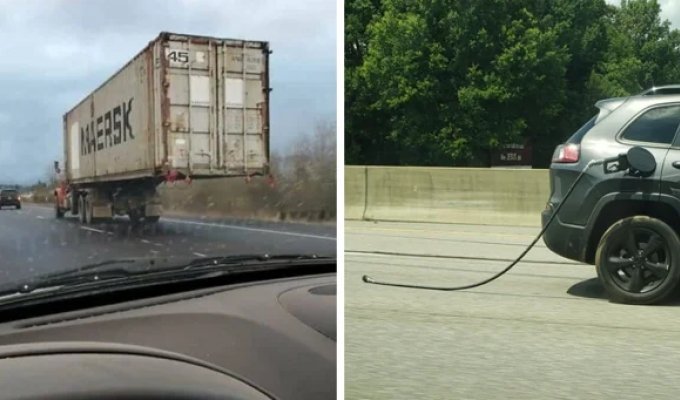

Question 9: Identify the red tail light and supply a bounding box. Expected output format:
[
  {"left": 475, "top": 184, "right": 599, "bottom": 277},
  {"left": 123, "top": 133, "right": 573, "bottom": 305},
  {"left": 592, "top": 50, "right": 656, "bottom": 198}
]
[{"left": 552, "top": 143, "right": 580, "bottom": 163}]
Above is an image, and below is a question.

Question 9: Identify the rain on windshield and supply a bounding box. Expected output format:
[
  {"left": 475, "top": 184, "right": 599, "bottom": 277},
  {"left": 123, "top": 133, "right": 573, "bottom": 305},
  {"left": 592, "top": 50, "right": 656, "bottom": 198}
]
[{"left": 0, "top": 0, "right": 337, "bottom": 287}]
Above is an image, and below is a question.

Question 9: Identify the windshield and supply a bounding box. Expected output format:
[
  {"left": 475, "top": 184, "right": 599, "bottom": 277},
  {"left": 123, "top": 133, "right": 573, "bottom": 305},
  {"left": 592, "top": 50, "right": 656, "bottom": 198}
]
[{"left": 0, "top": 1, "right": 336, "bottom": 300}]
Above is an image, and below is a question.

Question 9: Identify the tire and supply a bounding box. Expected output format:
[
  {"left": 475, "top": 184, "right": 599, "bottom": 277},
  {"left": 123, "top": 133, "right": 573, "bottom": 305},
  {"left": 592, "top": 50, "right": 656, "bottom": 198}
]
[
  {"left": 145, "top": 215, "right": 160, "bottom": 223},
  {"left": 79, "top": 196, "right": 87, "bottom": 224},
  {"left": 128, "top": 210, "right": 142, "bottom": 225},
  {"left": 16, "top": 204, "right": 21, "bottom": 210},
  {"left": 71, "top": 195, "right": 79, "bottom": 216},
  {"left": 596, "top": 216, "right": 680, "bottom": 305},
  {"left": 85, "top": 197, "right": 94, "bottom": 225}
]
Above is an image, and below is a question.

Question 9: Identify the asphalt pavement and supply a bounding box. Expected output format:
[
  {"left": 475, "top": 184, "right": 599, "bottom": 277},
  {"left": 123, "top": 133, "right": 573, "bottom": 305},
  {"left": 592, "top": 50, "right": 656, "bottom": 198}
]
[
  {"left": 0, "top": 204, "right": 336, "bottom": 285},
  {"left": 346, "top": 219, "right": 680, "bottom": 400}
]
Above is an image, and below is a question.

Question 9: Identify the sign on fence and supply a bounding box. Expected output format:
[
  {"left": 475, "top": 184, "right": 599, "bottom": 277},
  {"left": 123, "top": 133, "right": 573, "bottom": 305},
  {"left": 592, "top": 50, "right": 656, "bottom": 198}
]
[{"left": 490, "top": 140, "right": 533, "bottom": 168}]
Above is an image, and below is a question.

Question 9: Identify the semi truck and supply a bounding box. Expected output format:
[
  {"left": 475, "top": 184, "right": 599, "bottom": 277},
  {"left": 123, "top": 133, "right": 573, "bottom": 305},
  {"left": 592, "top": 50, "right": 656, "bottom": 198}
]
[{"left": 54, "top": 32, "right": 271, "bottom": 224}]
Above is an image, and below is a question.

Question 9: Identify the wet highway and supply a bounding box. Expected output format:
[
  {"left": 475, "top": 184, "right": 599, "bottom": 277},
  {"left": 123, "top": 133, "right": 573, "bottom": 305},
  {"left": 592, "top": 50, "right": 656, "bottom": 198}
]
[{"left": 0, "top": 204, "right": 336, "bottom": 284}]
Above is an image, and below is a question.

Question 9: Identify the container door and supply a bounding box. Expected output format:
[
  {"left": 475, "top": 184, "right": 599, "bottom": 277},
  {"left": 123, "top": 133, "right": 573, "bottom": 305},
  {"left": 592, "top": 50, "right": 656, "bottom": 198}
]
[
  {"left": 217, "top": 42, "right": 268, "bottom": 173},
  {"left": 165, "top": 40, "right": 216, "bottom": 173}
]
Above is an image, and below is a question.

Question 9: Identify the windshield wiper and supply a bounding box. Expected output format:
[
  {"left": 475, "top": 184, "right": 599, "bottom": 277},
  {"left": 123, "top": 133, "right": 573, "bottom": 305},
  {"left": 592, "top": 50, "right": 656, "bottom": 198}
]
[
  {"left": 184, "top": 253, "right": 328, "bottom": 268},
  {"left": 16, "top": 259, "right": 152, "bottom": 294},
  {"left": 12, "top": 254, "right": 332, "bottom": 295},
  {"left": 0, "top": 253, "right": 335, "bottom": 313}
]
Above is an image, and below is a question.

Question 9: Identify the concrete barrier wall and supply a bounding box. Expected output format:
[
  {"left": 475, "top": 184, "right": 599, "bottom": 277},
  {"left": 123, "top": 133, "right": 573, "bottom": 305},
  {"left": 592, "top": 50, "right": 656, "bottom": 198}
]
[
  {"left": 345, "top": 166, "right": 550, "bottom": 227},
  {"left": 345, "top": 166, "right": 367, "bottom": 220}
]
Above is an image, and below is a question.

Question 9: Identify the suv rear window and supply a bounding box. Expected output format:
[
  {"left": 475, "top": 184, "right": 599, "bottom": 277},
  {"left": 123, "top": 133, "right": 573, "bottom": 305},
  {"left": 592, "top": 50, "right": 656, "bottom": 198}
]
[
  {"left": 566, "top": 115, "right": 597, "bottom": 144},
  {"left": 1, "top": 190, "right": 17, "bottom": 195},
  {"left": 621, "top": 105, "right": 680, "bottom": 144}
]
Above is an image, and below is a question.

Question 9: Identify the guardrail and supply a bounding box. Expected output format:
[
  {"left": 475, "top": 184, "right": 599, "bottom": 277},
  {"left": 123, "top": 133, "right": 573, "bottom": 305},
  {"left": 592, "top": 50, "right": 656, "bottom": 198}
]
[{"left": 346, "top": 166, "right": 550, "bottom": 227}]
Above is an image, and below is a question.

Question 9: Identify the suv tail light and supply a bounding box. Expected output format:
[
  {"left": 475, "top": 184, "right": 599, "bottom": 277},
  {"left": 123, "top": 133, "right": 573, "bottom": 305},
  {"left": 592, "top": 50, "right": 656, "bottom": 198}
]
[{"left": 552, "top": 143, "right": 580, "bottom": 163}]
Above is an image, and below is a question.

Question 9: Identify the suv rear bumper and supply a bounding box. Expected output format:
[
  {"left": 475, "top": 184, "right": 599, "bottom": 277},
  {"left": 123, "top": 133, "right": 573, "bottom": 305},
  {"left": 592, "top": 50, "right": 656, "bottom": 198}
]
[{"left": 541, "top": 208, "right": 588, "bottom": 264}]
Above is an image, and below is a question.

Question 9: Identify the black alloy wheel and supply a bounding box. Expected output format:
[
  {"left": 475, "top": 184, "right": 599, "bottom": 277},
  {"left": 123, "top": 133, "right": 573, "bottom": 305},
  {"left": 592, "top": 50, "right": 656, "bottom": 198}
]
[{"left": 596, "top": 216, "right": 680, "bottom": 305}]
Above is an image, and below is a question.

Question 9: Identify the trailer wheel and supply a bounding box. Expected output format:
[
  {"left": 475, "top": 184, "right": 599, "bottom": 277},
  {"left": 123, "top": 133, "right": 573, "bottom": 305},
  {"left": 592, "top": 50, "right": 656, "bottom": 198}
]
[
  {"left": 55, "top": 202, "right": 64, "bottom": 219},
  {"left": 71, "top": 194, "right": 79, "bottom": 216},
  {"left": 85, "top": 197, "right": 94, "bottom": 225},
  {"left": 79, "top": 196, "right": 87, "bottom": 224},
  {"left": 145, "top": 216, "right": 160, "bottom": 223},
  {"left": 128, "top": 210, "right": 142, "bottom": 225}
]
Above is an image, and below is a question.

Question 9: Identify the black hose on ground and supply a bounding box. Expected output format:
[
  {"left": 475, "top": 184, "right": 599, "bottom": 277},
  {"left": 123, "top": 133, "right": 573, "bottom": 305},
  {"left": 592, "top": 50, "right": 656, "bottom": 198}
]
[{"left": 361, "top": 159, "right": 602, "bottom": 291}]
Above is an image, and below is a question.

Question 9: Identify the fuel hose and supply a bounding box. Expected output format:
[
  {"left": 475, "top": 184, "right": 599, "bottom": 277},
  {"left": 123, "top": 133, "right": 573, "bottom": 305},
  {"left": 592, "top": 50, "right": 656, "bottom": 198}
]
[{"left": 362, "top": 159, "right": 605, "bottom": 291}]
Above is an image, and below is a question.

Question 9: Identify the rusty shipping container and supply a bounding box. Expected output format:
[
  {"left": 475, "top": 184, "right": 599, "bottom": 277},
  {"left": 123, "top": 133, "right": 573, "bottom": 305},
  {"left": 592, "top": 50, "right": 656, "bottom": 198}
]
[{"left": 63, "top": 31, "right": 270, "bottom": 184}]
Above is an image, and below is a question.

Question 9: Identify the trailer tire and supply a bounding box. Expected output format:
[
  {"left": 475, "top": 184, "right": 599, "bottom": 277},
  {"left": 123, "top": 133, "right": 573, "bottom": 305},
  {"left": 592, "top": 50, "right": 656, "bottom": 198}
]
[
  {"left": 55, "top": 202, "right": 64, "bottom": 219},
  {"left": 145, "top": 216, "right": 160, "bottom": 223},
  {"left": 128, "top": 210, "right": 141, "bottom": 225},
  {"left": 79, "top": 196, "right": 87, "bottom": 224},
  {"left": 71, "top": 194, "right": 79, "bottom": 216},
  {"left": 85, "top": 197, "right": 94, "bottom": 225}
]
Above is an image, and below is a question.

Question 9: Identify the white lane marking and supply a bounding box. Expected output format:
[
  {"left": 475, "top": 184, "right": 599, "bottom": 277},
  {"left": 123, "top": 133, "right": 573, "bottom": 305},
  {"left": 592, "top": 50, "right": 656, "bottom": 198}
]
[
  {"left": 141, "top": 239, "right": 151, "bottom": 244},
  {"left": 80, "top": 226, "right": 106, "bottom": 234},
  {"left": 36, "top": 216, "right": 45, "bottom": 220},
  {"left": 193, "top": 252, "right": 207, "bottom": 257},
  {"left": 24, "top": 204, "right": 52, "bottom": 209},
  {"left": 163, "top": 218, "right": 336, "bottom": 241},
  {"left": 153, "top": 242, "right": 163, "bottom": 247}
]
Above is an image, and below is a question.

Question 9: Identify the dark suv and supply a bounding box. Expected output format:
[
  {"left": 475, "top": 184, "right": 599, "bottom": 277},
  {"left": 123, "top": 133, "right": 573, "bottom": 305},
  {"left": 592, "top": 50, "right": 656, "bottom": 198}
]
[
  {"left": 543, "top": 85, "right": 680, "bottom": 304},
  {"left": 0, "top": 189, "right": 21, "bottom": 210}
]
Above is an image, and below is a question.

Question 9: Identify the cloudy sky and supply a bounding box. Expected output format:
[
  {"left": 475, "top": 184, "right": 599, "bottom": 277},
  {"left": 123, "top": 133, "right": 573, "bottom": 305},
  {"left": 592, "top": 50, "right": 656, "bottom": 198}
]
[
  {"left": 0, "top": 0, "right": 336, "bottom": 184},
  {"left": 659, "top": 0, "right": 680, "bottom": 26},
  {"left": 605, "top": 0, "right": 680, "bottom": 28}
]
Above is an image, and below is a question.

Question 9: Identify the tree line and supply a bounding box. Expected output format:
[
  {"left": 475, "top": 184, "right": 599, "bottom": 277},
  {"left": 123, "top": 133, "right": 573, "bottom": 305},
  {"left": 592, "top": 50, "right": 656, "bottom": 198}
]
[{"left": 346, "top": 0, "right": 680, "bottom": 167}]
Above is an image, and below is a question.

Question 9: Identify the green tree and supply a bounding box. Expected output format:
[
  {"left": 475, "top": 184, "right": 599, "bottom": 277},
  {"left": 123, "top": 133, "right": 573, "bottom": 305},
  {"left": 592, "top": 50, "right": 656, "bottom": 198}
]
[
  {"left": 346, "top": 0, "right": 680, "bottom": 167},
  {"left": 588, "top": 0, "right": 680, "bottom": 97},
  {"left": 532, "top": 0, "right": 610, "bottom": 166},
  {"left": 345, "top": 0, "right": 390, "bottom": 163}
]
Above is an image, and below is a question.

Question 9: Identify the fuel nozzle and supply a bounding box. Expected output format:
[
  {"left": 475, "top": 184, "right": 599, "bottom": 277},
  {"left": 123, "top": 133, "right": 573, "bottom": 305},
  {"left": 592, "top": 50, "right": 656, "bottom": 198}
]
[{"left": 603, "top": 153, "right": 629, "bottom": 174}]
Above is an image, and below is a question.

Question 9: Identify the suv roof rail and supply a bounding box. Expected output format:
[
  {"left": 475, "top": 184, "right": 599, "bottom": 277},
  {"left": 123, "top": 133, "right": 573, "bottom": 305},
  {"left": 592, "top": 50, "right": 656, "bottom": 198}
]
[{"left": 639, "top": 85, "right": 680, "bottom": 96}]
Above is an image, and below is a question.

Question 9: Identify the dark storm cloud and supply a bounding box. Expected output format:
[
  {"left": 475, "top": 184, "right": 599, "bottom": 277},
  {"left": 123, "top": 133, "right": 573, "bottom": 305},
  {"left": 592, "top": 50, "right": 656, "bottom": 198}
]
[{"left": 0, "top": 0, "right": 336, "bottom": 184}]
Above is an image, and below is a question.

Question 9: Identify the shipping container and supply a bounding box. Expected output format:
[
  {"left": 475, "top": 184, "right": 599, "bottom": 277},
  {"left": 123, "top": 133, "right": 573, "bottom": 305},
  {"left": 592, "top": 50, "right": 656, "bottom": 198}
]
[
  {"left": 63, "top": 31, "right": 270, "bottom": 183},
  {"left": 55, "top": 32, "right": 271, "bottom": 224}
]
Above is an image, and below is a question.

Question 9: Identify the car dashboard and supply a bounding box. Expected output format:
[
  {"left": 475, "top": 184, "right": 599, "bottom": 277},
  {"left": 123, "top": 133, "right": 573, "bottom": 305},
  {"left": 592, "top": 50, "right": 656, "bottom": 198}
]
[{"left": 0, "top": 272, "right": 336, "bottom": 400}]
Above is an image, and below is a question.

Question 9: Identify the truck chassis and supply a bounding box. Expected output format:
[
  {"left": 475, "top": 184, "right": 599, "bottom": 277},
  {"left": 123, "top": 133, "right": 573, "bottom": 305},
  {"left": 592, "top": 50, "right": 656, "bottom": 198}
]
[{"left": 55, "top": 177, "right": 162, "bottom": 224}]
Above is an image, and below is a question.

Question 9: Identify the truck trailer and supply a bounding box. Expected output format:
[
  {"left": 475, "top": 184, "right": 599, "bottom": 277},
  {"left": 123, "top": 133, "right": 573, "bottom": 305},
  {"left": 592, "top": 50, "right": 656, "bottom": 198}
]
[{"left": 54, "top": 32, "right": 271, "bottom": 224}]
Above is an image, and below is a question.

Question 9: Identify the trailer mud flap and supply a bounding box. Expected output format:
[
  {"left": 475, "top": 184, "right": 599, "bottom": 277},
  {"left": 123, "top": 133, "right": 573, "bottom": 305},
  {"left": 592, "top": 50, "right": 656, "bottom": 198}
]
[
  {"left": 92, "top": 204, "right": 113, "bottom": 219},
  {"left": 145, "top": 204, "right": 162, "bottom": 217}
]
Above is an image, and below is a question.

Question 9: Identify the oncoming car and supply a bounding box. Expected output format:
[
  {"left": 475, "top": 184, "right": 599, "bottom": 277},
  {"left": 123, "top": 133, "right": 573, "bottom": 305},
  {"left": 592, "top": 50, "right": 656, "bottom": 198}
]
[{"left": 0, "top": 189, "right": 21, "bottom": 210}]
